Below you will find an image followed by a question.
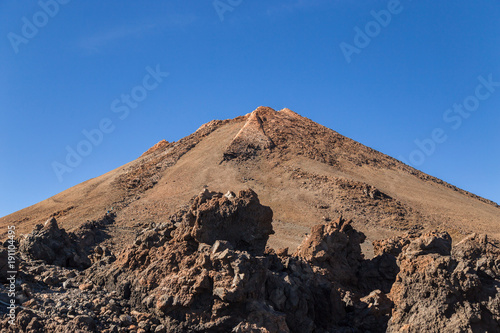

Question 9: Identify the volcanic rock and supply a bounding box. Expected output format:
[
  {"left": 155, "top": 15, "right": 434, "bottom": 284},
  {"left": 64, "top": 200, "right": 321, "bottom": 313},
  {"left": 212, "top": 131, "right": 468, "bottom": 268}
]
[
  {"left": 83, "top": 190, "right": 385, "bottom": 332},
  {"left": 294, "top": 216, "right": 366, "bottom": 286},
  {"left": 223, "top": 107, "right": 276, "bottom": 161},
  {"left": 2, "top": 187, "right": 499, "bottom": 332},
  {"left": 3, "top": 106, "right": 500, "bottom": 271},
  {"left": 19, "top": 217, "right": 91, "bottom": 269},
  {"left": 387, "top": 231, "right": 500, "bottom": 332},
  {"left": 172, "top": 188, "right": 274, "bottom": 254}
]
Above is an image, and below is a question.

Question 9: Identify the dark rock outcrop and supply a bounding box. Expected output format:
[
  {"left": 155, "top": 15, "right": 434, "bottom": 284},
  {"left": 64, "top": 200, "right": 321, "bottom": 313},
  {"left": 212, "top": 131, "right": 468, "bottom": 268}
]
[
  {"left": 387, "top": 231, "right": 500, "bottom": 332},
  {"left": 85, "top": 190, "right": 383, "bottom": 332},
  {"left": 18, "top": 214, "right": 115, "bottom": 270},
  {"left": 294, "top": 216, "right": 365, "bottom": 287},
  {"left": 3, "top": 190, "right": 499, "bottom": 333},
  {"left": 19, "top": 218, "right": 91, "bottom": 269},
  {"left": 71, "top": 213, "right": 115, "bottom": 253},
  {"left": 172, "top": 188, "right": 274, "bottom": 254}
]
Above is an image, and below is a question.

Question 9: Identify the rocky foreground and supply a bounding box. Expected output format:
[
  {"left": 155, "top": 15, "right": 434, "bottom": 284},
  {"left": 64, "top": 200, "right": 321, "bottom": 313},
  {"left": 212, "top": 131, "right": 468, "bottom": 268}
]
[{"left": 1, "top": 189, "right": 499, "bottom": 332}]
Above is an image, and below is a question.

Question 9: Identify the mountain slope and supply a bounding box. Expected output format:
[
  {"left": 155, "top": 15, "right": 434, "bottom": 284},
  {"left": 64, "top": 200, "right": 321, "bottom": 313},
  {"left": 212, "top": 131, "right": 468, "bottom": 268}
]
[{"left": 2, "top": 107, "right": 499, "bottom": 255}]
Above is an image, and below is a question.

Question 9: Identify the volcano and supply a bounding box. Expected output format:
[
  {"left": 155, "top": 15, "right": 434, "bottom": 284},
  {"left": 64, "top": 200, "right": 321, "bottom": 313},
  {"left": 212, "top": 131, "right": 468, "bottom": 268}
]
[
  {"left": 2, "top": 106, "right": 499, "bottom": 254},
  {"left": 2, "top": 106, "right": 500, "bottom": 332}
]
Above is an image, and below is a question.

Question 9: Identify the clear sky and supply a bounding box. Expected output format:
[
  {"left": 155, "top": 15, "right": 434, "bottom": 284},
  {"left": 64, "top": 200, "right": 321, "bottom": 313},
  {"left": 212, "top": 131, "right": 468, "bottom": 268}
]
[{"left": 1, "top": 1, "right": 499, "bottom": 218}]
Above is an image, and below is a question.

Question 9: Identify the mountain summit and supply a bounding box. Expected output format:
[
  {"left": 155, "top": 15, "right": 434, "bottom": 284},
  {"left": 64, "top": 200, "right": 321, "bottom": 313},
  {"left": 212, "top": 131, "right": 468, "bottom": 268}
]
[
  {"left": 2, "top": 107, "right": 500, "bottom": 332},
  {"left": 2, "top": 107, "right": 499, "bottom": 253}
]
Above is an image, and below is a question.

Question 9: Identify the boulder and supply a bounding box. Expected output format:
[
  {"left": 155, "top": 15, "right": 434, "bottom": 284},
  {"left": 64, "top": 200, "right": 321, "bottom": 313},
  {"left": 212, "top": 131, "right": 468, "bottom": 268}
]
[
  {"left": 19, "top": 218, "right": 91, "bottom": 269},
  {"left": 294, "top": 216, "right": 365, "bottom": 286},
  {"left": 173, "top": 188, "right": 274, "bottom": 254},
  {"left": 387, "top": 232, "right": 500, "bottom": 332}
]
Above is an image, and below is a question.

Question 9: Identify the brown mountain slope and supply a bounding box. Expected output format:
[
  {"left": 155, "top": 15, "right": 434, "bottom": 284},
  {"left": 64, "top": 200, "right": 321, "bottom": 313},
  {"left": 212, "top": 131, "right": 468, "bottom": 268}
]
[{"left": 1, "top": 107, "right": 499, "bottom": 256}]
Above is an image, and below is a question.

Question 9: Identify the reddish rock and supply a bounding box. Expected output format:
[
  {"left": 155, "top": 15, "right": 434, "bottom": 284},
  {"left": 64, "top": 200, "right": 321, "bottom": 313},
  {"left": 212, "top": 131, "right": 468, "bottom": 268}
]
[
  {"left": 294, "top": 216, "right": 366, "bottom": 286},
  {"left": 141, "top": 139, "right": 170, "bottom": 157},
  {"left": 223, "top": 107, "right": 276, "bottom": 161},
  {"left": 4, "top": 189, "right": 499, "bottom": 333},
  {"left": 387, "top": 231, "right": 500, "bottom": 332},
  {"left": 173, "top": 188, "right": 274, "bottom": 254}
]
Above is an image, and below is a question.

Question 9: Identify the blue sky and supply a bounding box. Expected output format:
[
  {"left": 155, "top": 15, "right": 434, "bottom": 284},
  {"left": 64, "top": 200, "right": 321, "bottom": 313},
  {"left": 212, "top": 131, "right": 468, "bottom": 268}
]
[{"left": 1, "top": 0, "right": 499, "bottom": 217}]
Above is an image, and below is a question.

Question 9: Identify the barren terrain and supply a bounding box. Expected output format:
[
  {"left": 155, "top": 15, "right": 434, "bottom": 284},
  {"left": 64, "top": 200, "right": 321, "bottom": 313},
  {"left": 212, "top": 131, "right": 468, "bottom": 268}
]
[
  {"left": 2, "top": 107, "right": 498, "bottom": 257},
  {"left": 1, "top": 107, "right": 499, "bottom": 332}
]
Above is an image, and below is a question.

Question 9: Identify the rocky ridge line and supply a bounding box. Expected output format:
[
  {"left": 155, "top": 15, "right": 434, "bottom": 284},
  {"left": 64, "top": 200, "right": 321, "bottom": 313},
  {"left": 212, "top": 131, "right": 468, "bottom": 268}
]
[{"left": 0, "top": 189, "right": 498, "bottom": 332}]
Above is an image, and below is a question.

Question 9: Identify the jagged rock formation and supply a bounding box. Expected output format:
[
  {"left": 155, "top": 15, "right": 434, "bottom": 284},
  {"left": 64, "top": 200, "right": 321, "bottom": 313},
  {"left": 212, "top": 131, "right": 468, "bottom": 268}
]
[
  {"left": 84, "top": 190, "right": 365, "bottom": 332},
  {"left": 388, "top": 232, "right": 500, "bottom": 332},
  {"left": 3, "top": 106, "right": 499, "bottom": 259},
  {"left": 294, "top": 216, "right": 365, "bottom": 287},
  {"left": 18, "top": 214, "right": 115, "bottom": 270},
  {"left": 171, "top": 189, "right": 274, "bottom": 254},
  {"left": 1, "top": 190, "right": 499, "bottom": 332},
  {"left": 1, "top": 104, "right": 499, "bottom": 333},
  {"left": 18, "top": 217, "right": 91, "bottom": 269}
]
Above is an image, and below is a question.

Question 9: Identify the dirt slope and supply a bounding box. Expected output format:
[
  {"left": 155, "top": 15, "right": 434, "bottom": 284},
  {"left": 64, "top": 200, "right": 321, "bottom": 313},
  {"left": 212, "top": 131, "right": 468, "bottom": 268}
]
[{"left": 1, "top": 107, "right": 498, "bottom": 256}]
